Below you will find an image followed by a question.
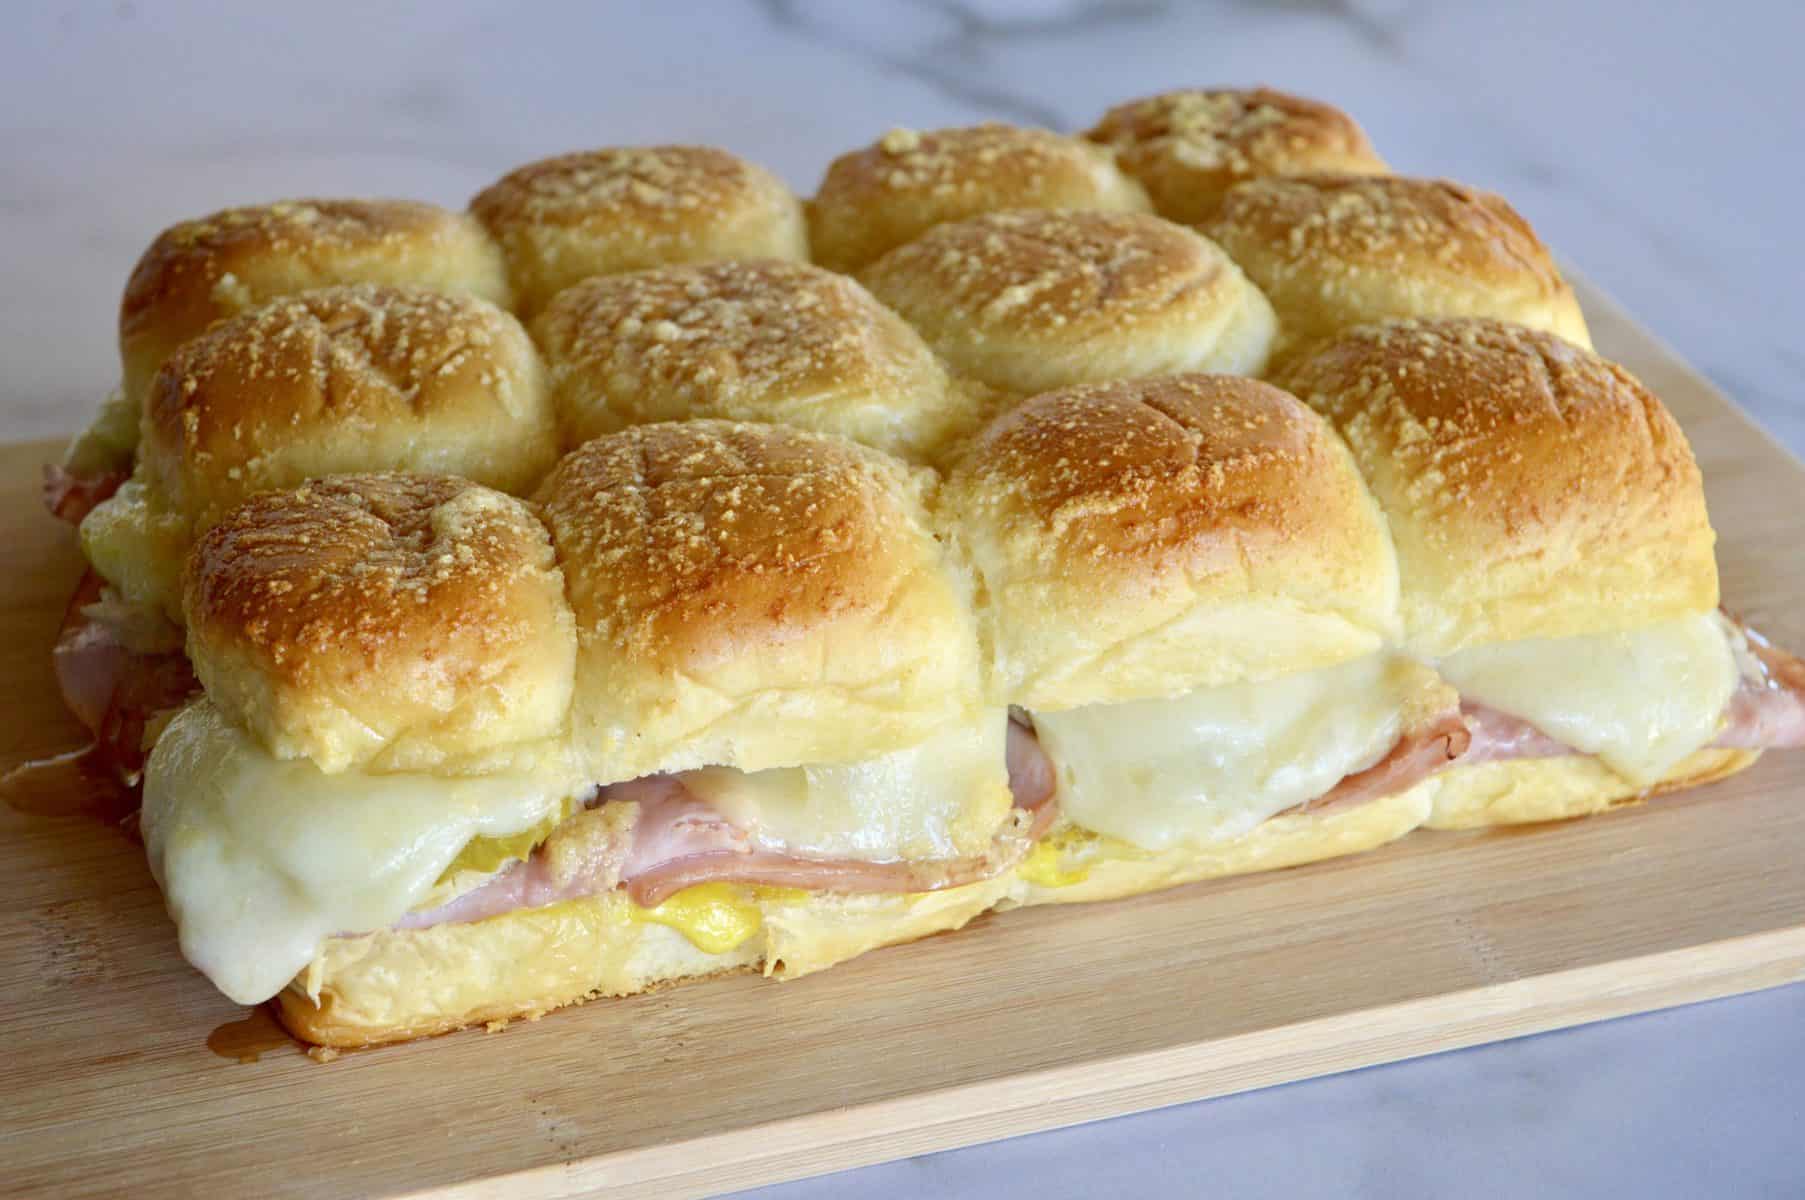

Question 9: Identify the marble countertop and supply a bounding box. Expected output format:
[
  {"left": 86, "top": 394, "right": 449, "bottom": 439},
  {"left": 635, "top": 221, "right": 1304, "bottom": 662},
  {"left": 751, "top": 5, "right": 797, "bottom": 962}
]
[{"left": 5, "top": 2, "right": 1801, "bottom": 1196}]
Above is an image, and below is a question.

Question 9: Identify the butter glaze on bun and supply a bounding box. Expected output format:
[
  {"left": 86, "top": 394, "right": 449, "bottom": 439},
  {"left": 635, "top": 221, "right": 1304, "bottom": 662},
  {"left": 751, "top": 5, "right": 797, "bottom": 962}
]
[
  {"left": 140, "top": 283, "right": 556, "bottom": 527},
  {"left": 943, "top": 373, "right": 1397, "bottom": 709},
  {"left": 536, "top": 421, "right": 986, "bottom": 781},
  {"left": 1204, "top": 174, "right": 1591, "bottom": 359},
  {"left": 1275, "top": 318, "right": 1716, "bottom": 656},
  {"left": 81, "top": 283, "right": 556, "bottom": 626},
  {"left": 1085, "top": 87, "right": 1387, "bottom": 224},
  {"left": 184, "top": 473, "right": 576, "bottom": 773},
  {"left": 471, "top": 146, "right": 808, "bottom": 316},
  {"left": 120, "top": 199, "right": 511, "bottom": 420},
  {"left": 808, "top": 123, "right": 1151, "bottom": 273},
  {"left": 531, "top": 258, "right": 984, "bottom": 463},
  {"left": 861, "top": 210, "right": 1276, "bottom": 396}
]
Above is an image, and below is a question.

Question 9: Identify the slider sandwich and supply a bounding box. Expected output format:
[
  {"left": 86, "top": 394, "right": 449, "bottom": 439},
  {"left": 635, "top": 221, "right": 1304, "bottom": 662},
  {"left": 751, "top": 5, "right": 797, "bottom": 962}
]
[
  {"left": 1277, "top": 319, "right": 1805, "bottom": 827},
  {"left": 941, "top": 374, "right": 1469, "bottom": 905},
  {"left": 60, "top": 283, "right": 555, "bottom": 779},
  {"left": 861, "top": 209, "right": 1277, "bottom": 397},
  {"left": 471, "top": 145, "right": 808, "bottom": 317},
  {"left": 1084, "top": 86, "right": 1388, "bottom": 224},
  {"left": 146, "top": 422, "right": 1050, "bottom": 1046},
  {"left": 52, "top": 198, "right": 510, "bottom": 516},
  {"left": 1201, "top": 173, "right": 1592, "bottom": 363},
  {"left": 530, "top": 258, "right": 989, "bottom": 465},
  {"left": 809, "top": 122, "right": 1152, "bottom": 274}
]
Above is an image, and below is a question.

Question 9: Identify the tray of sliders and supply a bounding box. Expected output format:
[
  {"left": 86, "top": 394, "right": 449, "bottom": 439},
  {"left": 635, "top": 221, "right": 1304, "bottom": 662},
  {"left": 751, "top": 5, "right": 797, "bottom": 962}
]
[{"left": 2, "top": 88, "right": 1802, "bottom": 1200}]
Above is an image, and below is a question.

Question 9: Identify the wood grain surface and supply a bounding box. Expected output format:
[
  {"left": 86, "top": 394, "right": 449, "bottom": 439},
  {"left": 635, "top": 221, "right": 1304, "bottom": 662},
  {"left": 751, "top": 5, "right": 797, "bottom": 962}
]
[{"left": 1, "top": 276, "right": 1802, "bottom": 1199}]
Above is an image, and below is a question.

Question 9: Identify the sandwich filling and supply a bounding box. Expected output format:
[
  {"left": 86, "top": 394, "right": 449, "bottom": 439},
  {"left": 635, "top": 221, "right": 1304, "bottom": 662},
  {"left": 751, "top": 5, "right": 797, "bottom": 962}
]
[
  {"left": 143, "top": 704, "right": 1050, "bottom": 1005},
  {"left": 1026, "top": 653, "right": 1461, "bottom": 852},
  {"left": 1444, "top": 612, "right": 1805, "bottom": 778}
]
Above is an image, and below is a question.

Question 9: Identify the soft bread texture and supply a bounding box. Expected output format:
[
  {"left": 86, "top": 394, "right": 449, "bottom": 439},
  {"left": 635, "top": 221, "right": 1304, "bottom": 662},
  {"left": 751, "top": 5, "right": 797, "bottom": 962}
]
[
  {"left": 1276, "top": 319, "right": 1719, "bottom": 656},
  {"left": 943, "top": 374, "right": 1398, "bottom": 709},
  {"left": 1203, "top": 174, "right": 1590, "bottom": 360},
  {"left": 184, "top": 474, "right": 576, "bottom": 773},
  {"left": 1006, "top": 781, "right": 1434, "bottom": 908},
  {"left": 1085, "top": 87, "right": 1387, "bottom": 224},
  {"left": 1425, "top": 748, "right": 1760, "bottom": 830},
  {"left": 83, "top": 283, "right": 557, "bottom": 624},
  {"left": 141, "top": 283, "right": 556, "bottom": 524},
  {"left": 278, "top": 877, "right": 1012, "bottom": 1048},
  {"left": 861, "top": 210, "right": 1277, "bottom": 396},
  {"left": 808, "top": 123, "right": 1151, "bottom": 273},
  {"left": 471, "top": 146, "right": 808, "bottom": 316},
  {"left": 117, "top": 200, "right": 510, "bottom": 429},
  {"left": 536, "top": 421, "right": 987, "bottom": 782},
  {"left": 531, "top": 258, "right": 988, "bottom": 463}
]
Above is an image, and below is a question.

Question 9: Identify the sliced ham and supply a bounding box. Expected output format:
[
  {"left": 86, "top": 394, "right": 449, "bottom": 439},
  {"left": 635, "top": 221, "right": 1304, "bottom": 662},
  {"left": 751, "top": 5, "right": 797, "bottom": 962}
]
[
  {"left": 398, "top": 694, "right": 1473, "bottom": 934},
  {"left": 1462, "top": 616, "right": 1805, "bottom": 765},
  {"left": 49, "top": 570, "right": 196, "bottom": 785},
  {"left": 43, "top": 464, "right": 125, "bottom": 525},
  {"left": 1290, "top": 708, "right": 1471, "bottom": 815},
  {"left": 53, "top": 571, "right": 124, "bottom": 733},
  {"left": 1715, "top": 624, "right": 1805, "bottom": 750},
  {"left": 1459, "top": 701, "right": 1572, "bottom": 764},
  {"left": 398, "top": 727, "right": 1061, "bottom": 930}
]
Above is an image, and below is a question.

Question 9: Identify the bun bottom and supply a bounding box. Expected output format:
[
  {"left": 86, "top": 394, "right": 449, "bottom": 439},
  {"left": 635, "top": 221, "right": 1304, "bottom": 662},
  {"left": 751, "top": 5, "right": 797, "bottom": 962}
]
[
  {"left": 1423, "top": 748, "right": 1761, "bottom": 830},
  {"left": 275, "top": 751, "right": 1757, "bottom": 1047},
  {"left": 278, "top": 877, "right": 1012, "bottom": 1048},
  {"left": 1001, "top": 784, "right": 1435, "bottom": 910}
]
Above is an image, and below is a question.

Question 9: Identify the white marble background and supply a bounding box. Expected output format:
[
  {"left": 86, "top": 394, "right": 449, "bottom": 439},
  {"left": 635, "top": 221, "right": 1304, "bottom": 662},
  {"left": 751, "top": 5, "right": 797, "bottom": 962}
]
[{"left": 4, "top": 2, "right": 1802, "bottom": 1197}]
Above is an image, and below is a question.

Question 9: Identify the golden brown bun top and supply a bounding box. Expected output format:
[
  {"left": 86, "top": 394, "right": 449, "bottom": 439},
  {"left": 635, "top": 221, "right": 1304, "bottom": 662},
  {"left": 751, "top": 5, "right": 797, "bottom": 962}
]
[
  {"left": 140, "top": 283, "right": 557, "bottom": 527},
  {"left": 119, "top": 199, "right": 511, "bottom": 408},
  {"left": 1204, "top": 174, "right": 1591, "bottom": 356},
  {"left": 184, "top": 474, "right": 576, "bottom": 773},
  {"left": 1085, "top": 87, "right": 1387, "bottom": 224},
  {"left": 1275, "top": 319, "right": 1717, "bottom": 655},
  {"left": 470, "top": 145, "right": 808, "bottom": 316},
  {"left": 537, "top": 420, "right": 985, "bottom": 779},
  {"left": 808, "top": 123, "right": 1151, "bottom": 273},
  {"left": 531, "top": 258, "right": 980, "bottom": 464},
  {"left": 944, "top": 374, "right": 1398, "bottom": 708},
  {"left": 860, "top": 209, "right": 1277, "bottom": 396}
]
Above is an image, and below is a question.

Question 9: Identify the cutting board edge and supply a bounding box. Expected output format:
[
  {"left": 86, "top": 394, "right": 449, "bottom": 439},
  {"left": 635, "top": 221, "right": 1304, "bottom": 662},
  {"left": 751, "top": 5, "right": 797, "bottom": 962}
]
[{"left": 417, "top": 924, "right": 1805, "bottom": 1200}]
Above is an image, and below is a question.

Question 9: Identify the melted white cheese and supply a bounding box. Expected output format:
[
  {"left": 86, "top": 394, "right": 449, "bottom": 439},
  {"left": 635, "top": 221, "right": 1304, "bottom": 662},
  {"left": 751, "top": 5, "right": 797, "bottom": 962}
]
[
  {"left": 1031, "top": 654, "right": 1414, "bottom": 852},
  {"left": 142, "top": 701, "right": 580, "bottom": 1004},
  {"left": 1437, "top": 613, "right": 1736, "bottom": 786},
  {"left": 682, "top": 713, "right": 1013, "bottom": 861}
]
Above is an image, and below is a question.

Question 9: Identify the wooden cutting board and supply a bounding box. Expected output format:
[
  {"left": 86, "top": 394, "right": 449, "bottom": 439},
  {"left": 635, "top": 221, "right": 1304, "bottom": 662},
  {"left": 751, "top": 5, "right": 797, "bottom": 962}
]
[{"left": 2, "top": 276, "right": 1802, "bottom": 1200}]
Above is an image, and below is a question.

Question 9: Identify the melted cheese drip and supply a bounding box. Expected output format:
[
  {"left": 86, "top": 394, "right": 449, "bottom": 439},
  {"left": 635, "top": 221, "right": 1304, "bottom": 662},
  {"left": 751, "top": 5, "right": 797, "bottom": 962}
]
[
  {"left": 681, "top": 713, "right": 1013, "bottom": 860},
  {"left": 143, "top": 701, "right": 580, "bottom": 1004},
  {"left": 1437, "top": 613, "right": 1736, "bottom": 786},
  {"left": 1030, "top": 654, "right": 1415, "bottom": 851}
]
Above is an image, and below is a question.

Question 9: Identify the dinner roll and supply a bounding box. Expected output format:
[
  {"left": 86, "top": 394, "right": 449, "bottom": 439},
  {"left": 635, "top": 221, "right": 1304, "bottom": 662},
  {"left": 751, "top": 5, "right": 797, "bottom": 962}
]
[
  {"left": 82, "top": 284, "right": 557, "bottom": 625},
  {"left": 140, "top": 284, "right": 555, "bottom": 524},
  {"left": 536, "top": 421, "right": 986, "bottom": 782},
  {"left": 808, "top": 123, "right": 1151, "bottom": 273},
  {"left": 943, "top": 374, "right": 1397, "bottom": 710},
  {"left": 471, "top": 146, "right": 808, "bottom": 316},
  {"left": 1275, "top": 318, "right": 1716, "bottom": 657},
  {"left": 532, "top": 258, "right": 985, "bottom": 463},
  {"left": 1085, "top": 87, "right": 1387, "bottom": 224},
  {"left": 1204, "top": 174, "right": 1591, "bottom": 359},
  {"left": 184, "top": 474, "right": 577, "bottom": 773},
  {"left": 861, "top": 210, "right": 1276, "bottom": 396},
  {"left": 70, "top": 199, "right": 511, "bottom": 476}
]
